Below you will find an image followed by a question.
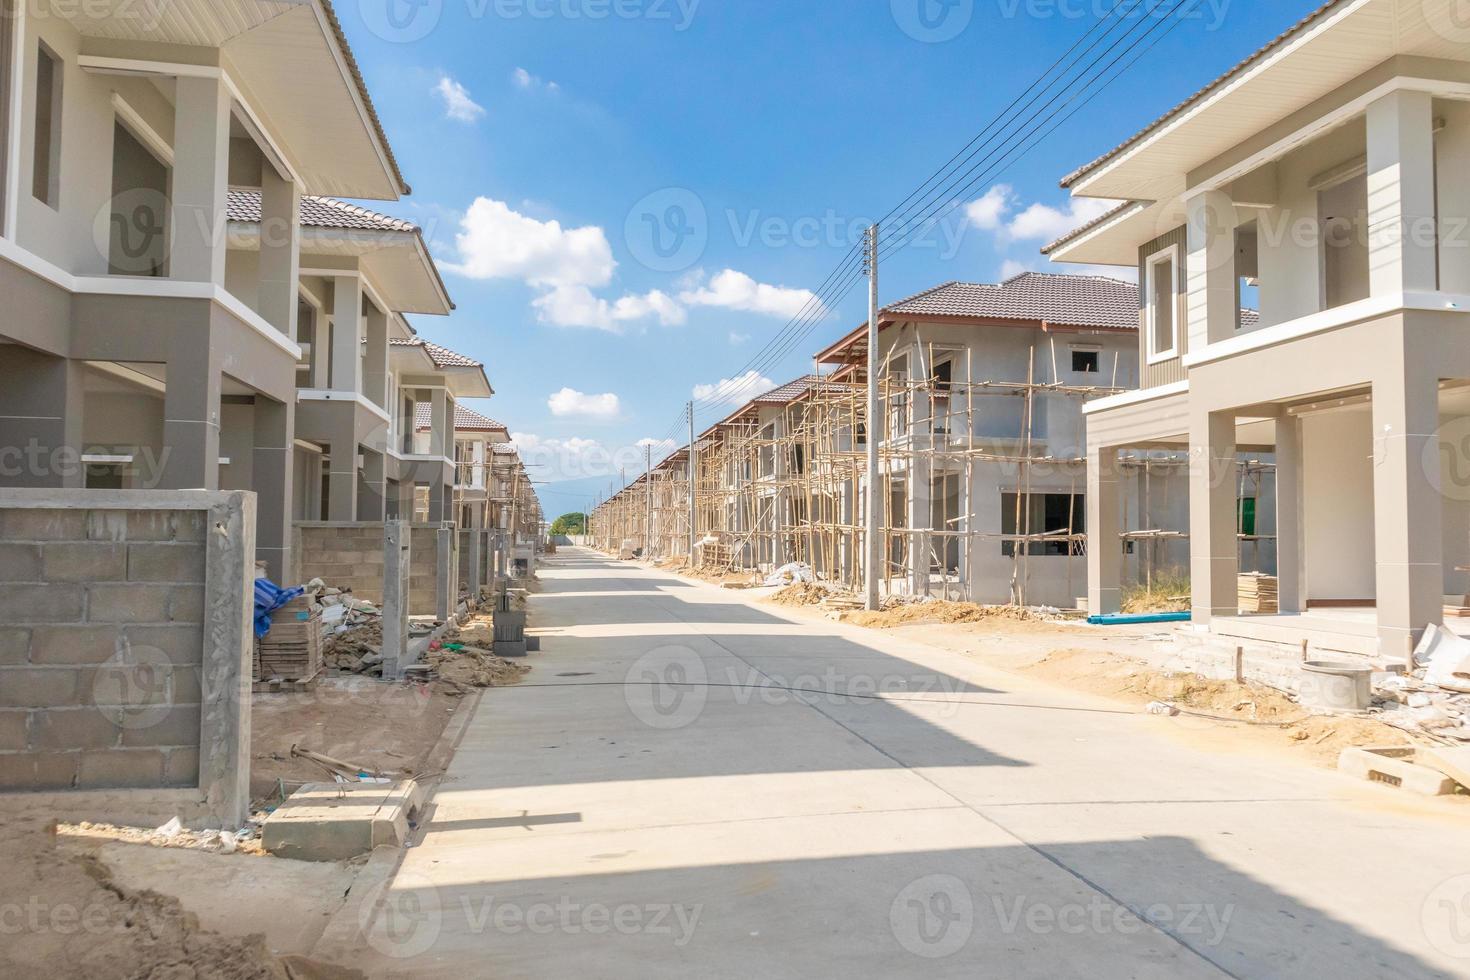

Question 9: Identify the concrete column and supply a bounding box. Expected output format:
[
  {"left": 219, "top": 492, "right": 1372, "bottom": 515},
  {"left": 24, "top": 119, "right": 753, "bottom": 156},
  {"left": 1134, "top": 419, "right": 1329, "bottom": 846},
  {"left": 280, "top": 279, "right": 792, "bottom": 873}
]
[
  {"left": 330, "top": 278, "right": 362, "bottom": 394},
  {"left": 1367, "top": 90, "right": 1438, "bottom": 297},
  {"left": 251, "top": 396, "right": 293, "bottom": 581},
  {"left": 364, "top": 303, "right": 388, "bottom": 409},
  {"left": 382, "top": 521, "right": 411, "bottom": 678},
  {"left": 1087, "top": 444, "right": 1122, "bottom": 616},
  {"left": 0, "top": 350, "right": 85, "bottom": 488},
  {"left": 257, "top": 167, "right": 300, "bottom": 338},
  {"left": 435, "top": 524, "right": 455, "bottom": 621},
  {"left": 428, "top": 479, "right": 449, "bottom": 524},
  {"left": 170, "top": 76, "right": 231, "bottom": 285},
  {"left": 1274, "top": 415, "right": 1305, "bottom": 614},
  {"left": 325, "top": 414, "right": 357, "bottom": 521},
  {"left": 429, "top": 389, "right": 448, "bottom": 458},
  {"left": 1372, "top": 359, "right": 1443, "bottom": 660},
  {"left": 390, "top": 477, "right": 413, "bottom": 523},
  {"left": 907, "top": 458, "right": 932, "bottom": 596},
  {"left": 357, "top": 450, "right": 386, "bottom": 522},
  {"left": 464, "top": 529, "right": 482, "bottom": 602},
  {"left": 1185, "top": 188, "right": 1239, "bottom": 351},
  {"left": 1189, "top": 410, "right": 1238, "bottom": 624},
  {"left": 160, "top": 346, "right": 221, "bottom": 490}
]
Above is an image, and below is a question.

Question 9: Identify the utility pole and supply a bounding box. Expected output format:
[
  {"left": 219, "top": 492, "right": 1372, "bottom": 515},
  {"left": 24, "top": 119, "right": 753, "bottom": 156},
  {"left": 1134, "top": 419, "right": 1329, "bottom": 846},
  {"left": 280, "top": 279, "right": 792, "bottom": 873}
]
[
  {"left": 687, "top": 400, "right": 697, "bottom": 563},
  {"left": 645, "top": 442, "right": 654, "bottom": 559},
  {"left": 864, "top": 223, "right": 881, "bottom": 612}
]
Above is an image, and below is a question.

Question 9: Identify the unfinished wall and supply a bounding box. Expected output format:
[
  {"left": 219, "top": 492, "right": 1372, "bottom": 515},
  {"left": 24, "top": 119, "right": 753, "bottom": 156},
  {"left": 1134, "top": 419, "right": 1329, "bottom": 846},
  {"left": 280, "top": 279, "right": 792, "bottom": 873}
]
[
  {"left": 1303, "top": 407, "right": 1375, "bottom": 601},
  {"left": 293, "top": 522, "right": 386, "bottom": 601},
  {"left": 0, "top": 490, "right": 253, "bottom": 826},
  {"left": 409, "top": 525, "right": 454, "bottom": 616}
]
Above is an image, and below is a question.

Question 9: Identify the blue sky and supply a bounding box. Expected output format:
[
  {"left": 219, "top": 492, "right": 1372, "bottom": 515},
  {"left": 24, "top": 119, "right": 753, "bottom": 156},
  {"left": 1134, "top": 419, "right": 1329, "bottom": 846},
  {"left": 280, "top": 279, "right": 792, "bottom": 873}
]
[{"left": 341, "top": 0, "right": 1321, "bottom": 514}]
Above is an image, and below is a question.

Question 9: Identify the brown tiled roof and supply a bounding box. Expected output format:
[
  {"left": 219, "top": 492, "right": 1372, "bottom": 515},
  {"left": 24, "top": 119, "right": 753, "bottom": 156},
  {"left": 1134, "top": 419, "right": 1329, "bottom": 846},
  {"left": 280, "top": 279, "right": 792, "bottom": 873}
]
[
  {"left": 886, "top": 273, "right": 1140, "bottom": 330},
  {"left": 751, "top": 375, "right": 833, "bottom": 405},
  {"left": 227, "top": 190, "right": 418, "bottom": 232},
  {"left": 413, "top": 402, "right": 507, "bottom": 433},
  {"left": 389, "top": 337, "right": 481, "bottom": 369},
  {"left": 1059, "top": 0, "right": 1344, "bottom": 189}
]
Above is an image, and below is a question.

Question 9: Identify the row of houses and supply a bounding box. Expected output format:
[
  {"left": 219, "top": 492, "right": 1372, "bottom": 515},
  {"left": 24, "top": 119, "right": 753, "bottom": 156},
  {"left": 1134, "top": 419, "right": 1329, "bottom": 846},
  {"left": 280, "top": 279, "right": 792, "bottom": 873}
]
[
  {"left": 593, "top": 0, "right": 1470, "bottom": 664},
  {"left": 0, "top": 0, "right": 542, "bottom": 581}
]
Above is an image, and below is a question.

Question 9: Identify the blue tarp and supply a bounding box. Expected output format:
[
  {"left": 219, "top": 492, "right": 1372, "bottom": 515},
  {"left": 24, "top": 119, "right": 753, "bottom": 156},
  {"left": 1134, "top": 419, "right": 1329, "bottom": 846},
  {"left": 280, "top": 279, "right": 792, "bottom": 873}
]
[{"left": 253, "top": 578, "right": 305, "bottom": 638}]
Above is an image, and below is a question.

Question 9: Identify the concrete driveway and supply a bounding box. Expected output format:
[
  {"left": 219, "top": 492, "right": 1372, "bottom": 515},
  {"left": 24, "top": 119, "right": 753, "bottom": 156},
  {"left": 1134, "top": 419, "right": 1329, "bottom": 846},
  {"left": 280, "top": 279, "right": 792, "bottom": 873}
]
[{"left": 322, "top": 548, "right": 1470, "bottom": 978}]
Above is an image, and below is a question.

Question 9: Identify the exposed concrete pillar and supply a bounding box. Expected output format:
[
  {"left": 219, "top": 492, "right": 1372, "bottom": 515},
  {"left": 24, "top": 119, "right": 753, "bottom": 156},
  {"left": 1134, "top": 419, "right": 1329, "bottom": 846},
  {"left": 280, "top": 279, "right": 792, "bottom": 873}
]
[
  {"left": 251, "top": 396, "right": 293, "bottom": 581},
  {"left": 429, "top": 389, "right": 448, "bottom": 458},
  {"left": 330, "top": 278, "right": 362, "bottom": 394},
  {"left": 357, "top": 450, "right": 386, "bottom": 522},
  {"left": 1372, "top": 358, "right": 1443, "bottom": 660},
  {"left": 390, "top": 477, "right": 413, "bottom": 522},
  {"left": 907, "top": 457, "right": 932, "bottom": 596},
  {"left": 160, "top": 346, "right": 221, "bottom": 490},
  {"left": 1087, "top": 444, "right": 1122, "bottom": 616},
  {"left": 257, "top": 167, "right": 301, "bottom": 338},
  {"left": 435, "top": 524, "right": 455, "bottom": 621},
  {"left": 1274, "top": 415, "right": 1305, "bottom": 614},
  {"left": 428, "top": 479, "right": 449, "bottom": 525},
  {"left": 170, "top": 76, "right": 231, "bottom": 285},
  {"left": 464, "top": 529, "right": 483, "bottom": 603},
  {"left": 364, "top": 303, "right": 388, "bottom": 409},
  {"left": 1366, "top": 90, "right": 1438, "bottom": 297},
  {"left": 1185, "top": 188, "right": 1239, "bottom": 351},
  {"left": 325, "top": 414, "right": 357, "bottom": 521},
  {"left": 1189, "top": 410, "right": 1238, "bottom": 624},
  {"left": 0, "top": 350, "right": 84, "bottom": 488},
  {"left": 382, "top": 521, "right": 411, "bottom": 679}
]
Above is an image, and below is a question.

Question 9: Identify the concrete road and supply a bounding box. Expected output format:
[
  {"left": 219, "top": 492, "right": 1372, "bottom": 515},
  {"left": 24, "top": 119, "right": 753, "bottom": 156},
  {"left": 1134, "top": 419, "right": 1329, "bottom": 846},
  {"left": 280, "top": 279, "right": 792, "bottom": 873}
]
[{"left": 325, "top": 549, "right": 1470, "bottom": 978}]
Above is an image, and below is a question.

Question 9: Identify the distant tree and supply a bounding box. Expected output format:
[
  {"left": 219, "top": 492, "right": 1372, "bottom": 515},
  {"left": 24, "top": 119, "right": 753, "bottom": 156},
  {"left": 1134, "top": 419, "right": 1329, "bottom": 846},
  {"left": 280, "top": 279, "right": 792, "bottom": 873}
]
[{"left": 550, "top": 512, "right": 587, "bottom": 535}]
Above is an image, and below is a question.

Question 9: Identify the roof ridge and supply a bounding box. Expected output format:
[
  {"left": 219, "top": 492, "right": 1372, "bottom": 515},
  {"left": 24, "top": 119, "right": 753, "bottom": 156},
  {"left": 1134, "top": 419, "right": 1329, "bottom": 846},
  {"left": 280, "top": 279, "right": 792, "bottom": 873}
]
[{"left": 882, "top": 279, "right": 961, "bottom": 312}]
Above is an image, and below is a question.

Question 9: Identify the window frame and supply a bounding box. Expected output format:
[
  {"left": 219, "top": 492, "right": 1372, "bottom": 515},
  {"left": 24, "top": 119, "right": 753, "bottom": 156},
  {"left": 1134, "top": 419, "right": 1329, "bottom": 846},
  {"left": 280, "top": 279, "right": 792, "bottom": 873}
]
[
  {"left": 1144, "top": 243, "right": 1180, "bottom": 364},
  {"left": 31, "top": 39, "right": 62, "bottom": 209}
]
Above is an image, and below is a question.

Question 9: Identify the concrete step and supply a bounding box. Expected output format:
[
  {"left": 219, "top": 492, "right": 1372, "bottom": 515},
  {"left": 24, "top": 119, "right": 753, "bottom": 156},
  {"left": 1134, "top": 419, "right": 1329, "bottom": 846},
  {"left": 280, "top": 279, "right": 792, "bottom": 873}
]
[{"left": 262, "top": 780, "right": 424, "bottom": 862}]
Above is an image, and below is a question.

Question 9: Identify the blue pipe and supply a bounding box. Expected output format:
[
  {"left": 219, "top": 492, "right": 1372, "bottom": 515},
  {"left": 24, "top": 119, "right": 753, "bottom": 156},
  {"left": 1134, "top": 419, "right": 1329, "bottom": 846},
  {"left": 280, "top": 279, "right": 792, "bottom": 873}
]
[{"left": 1087, "top": 611, "right": 1192, "bottom": 626}]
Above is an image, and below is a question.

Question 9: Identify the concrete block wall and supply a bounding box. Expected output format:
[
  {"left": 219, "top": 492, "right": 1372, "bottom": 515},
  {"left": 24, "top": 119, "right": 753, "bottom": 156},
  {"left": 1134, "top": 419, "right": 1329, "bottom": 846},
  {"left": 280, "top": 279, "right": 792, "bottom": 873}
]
[
  {"left": 0, "top": 491, "right": 254, "bottom": 827},
  {"left": 409, "top": 525, "right": 455, "bottom": 616},
  {"left": 293, "top": 522, "right": 387, "bottom": 602}
]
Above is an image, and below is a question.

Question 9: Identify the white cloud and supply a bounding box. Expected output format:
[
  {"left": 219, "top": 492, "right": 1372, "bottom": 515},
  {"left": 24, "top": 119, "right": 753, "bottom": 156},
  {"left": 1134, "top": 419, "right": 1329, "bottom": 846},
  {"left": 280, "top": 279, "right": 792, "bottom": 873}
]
[
  {"left": 533, "top": 285, "right": 686, "bottom": 332},
  {"left": 636, "top": 437, "right": 678, "bottom": 456},
  {"left": 678, "top": 269, "right": 821, "bottom": 320},
  {"left": 965, "top": 184, "right": 1013, "bottom": 231},
  {"left": 513, "top": 67, "right": 559, "bottom": 92},
  {"left": 693, "top": 370, "right": 776, "bottom": 406},
  {"left": 999, "top": 259, "right": 1032, "bottom": 280},
  {"left": 547, "top": 388, "right": 621, "bottom": 419},
  {"left": 1005, "top": 196, "right": 1119, "bottom": 242},
  {"left": 446, "top": 197, "right": 614, "bottom": 289},
  {"left": 435, "top": 75, "right": 485, "bottom": 123}
]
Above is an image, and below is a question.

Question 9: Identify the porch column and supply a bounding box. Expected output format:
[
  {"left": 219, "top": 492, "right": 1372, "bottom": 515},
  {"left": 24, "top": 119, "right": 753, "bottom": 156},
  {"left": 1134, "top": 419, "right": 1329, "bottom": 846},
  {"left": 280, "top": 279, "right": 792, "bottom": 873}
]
[
  {"left": 1185, "top": 188, "right": 1238, "bottom": 350},
  {"left": 171, "top": 76, "right": 231, "bottom": 284},
  {"left": 426, "top": 391, "right": 448, "bottom": 462},
  {"left": 1372, "top": 361, "right": 1443, "bottom": 660},
  {"left": 325, "top": 413, "right": 357, "bottom": 521},
  {"left": 252, "top": 396, "right": 293, "bottom": 581},
  {"left": 1189, "top": 409, "right": 1238, "bottom": 623},
  {"left": 1366, "top": 90, "right": 1438, "bottom": 297},
  {"left": 257, "top": 166, "right": 300, "bottom": 338},
  {"left": 331, "top": 278, "right": 362, "bottom": 394},
  {"left": 1087, "top": 444, "right": 1122, "bottom": 616},
  {"left": 1274, "top": 415, "right": 1305, "bottom": 614},
  {"left": 358, "top": 449, "right": 386, "bottom": 521},
  {"left": 160, "top": 345, "right": 221, "bottom": 489},
  {"left": 364, "top": 303, "right": 389, "bottom": 409},
  {"left": 0, "top": 350, "right": 84, "bottom": 488}
]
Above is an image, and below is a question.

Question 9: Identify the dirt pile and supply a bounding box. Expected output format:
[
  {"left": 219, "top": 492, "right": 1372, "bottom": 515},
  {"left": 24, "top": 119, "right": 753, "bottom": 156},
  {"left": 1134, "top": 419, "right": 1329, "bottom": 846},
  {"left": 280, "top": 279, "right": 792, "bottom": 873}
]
[
  {"left": 322, "top": 621, "right": 385, "bottom": 675},
  {"left": 844, "top": 600, "right": 1050, "bottom": 629},
  {"left": 769, "top": 581, "right": 835, "bottom": 607},
  {"left": 431, "top": 617, "right": 531, "bottom": 694},
  {"left": 0, "top": 821, "right": 339, "bottom": 979}
]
